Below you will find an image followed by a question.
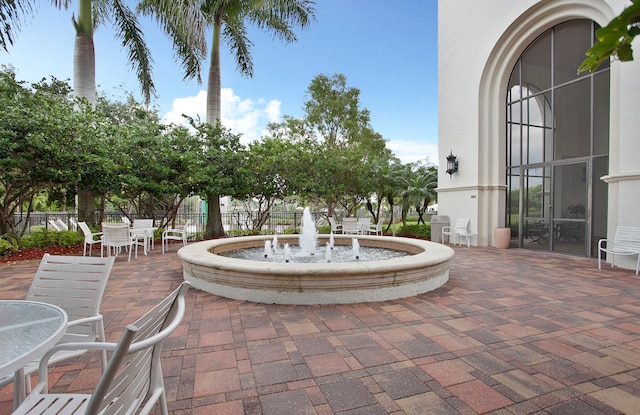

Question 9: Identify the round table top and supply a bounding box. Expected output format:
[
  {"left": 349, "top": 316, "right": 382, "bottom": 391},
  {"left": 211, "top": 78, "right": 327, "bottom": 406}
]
[{"left": 0, "top": 300, "right": 68, "bottom": 377}]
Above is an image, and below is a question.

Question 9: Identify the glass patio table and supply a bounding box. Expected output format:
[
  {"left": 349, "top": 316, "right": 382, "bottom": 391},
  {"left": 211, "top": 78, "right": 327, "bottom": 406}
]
[{"left": 0, "top": 300, "right": 67, "bottom": 409}]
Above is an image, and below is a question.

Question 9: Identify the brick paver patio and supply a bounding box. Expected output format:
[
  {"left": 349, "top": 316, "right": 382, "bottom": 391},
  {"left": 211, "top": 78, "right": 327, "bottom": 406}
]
[{"left": 1, "top": 244, "right": 639, "bottom": 414}]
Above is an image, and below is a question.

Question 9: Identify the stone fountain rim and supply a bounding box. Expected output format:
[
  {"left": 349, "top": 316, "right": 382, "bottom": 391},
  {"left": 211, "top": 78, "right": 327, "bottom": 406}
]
[{"left": 177, "top": 234, "right": 454, "bottom": 274}]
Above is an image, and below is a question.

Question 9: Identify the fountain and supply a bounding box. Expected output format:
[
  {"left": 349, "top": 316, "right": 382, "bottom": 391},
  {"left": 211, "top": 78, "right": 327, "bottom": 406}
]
[
  {"left": 299, "top": 207, "right": 317, "bottom": 255},
  {"left": 352, "top": 238, "right": 360, "bottom": 260},
  {"left": 178, "top": 208, "right": 454, "bottom": 305}
]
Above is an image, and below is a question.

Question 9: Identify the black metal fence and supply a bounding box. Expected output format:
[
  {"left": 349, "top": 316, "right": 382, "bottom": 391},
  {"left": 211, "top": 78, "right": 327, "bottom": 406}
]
[{"left": 13, "top": 210, "right": 331, "bottom": 236}]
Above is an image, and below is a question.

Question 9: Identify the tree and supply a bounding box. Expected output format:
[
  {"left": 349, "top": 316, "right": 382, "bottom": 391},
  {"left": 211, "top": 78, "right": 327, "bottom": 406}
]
[
  {"left": 0, "top": 67, "right": 104, "bottom": 234},
  {"left": 185, "top": 118, "right": 248, "bottom": 239},
  {"left": 242, "top": 136, "right": 304, "bottom": 233},
  {"left": 301, "top": 73, "right": 392, "bottom": 216},
  {"left": 579, "top": 0, "right": 640, "bottom": 73},
  {"left": 194, "top": 0, "right": 315, "bottom": 237},
  {"left": 399, "top": 161, "right": 438, "bottom": 226},
  {"left": 1, "top": 0, "right": 207, "bottom": 224},
  {"left": 367, "top": 158, "right": 404, "bottom": 227}
]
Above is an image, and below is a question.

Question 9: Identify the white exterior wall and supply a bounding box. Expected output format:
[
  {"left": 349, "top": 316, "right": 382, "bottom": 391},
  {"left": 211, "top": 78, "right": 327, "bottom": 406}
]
[{"left": 438, "top": 0, "right": 640, "bottom": 264}]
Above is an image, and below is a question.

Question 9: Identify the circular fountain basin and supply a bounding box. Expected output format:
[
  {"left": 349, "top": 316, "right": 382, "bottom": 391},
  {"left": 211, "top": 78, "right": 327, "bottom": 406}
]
[{"left": 178, "top": 234, "right": 454, "bottom": 305}]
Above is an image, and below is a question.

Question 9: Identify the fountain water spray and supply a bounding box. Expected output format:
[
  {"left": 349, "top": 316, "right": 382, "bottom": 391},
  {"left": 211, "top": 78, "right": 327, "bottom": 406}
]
[
  {"left": 352, "top": 238, "right": 360, "bottom": 260},
  {"left": 272, "top": 235, "right": 279, "bottom": 252},
  {"left": 284, "top": 243, "right": 291, "bottom": 263},
  {"left": 264, "top": 240, "right": 272, "bottom": 258},
  {"left": 326, "top": 242, "right": 332, "bottom": 262},
  {"left": 329, "top": 233, "right": 335, "bottom": 249},
  {"left": 299, "top": 207, "right": 317, "bottom": 255}
]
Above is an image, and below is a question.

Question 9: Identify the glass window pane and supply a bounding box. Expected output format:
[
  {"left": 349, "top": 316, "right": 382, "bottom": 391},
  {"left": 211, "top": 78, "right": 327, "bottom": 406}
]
[
  {"left": 508, "top": 61, "right": 520, "bottom": 92},
  {"left": 554, "top": 79, "right": 591, "bottom": 158},
  {"left": 509, "top": 124, "right": 521, "bottom": 166},
  {"left": 554, "top": 20, "right": 592, "bottom": 85},
  {"left": 593, "top": 71, "right": 610, "bottom": 155},
  {"left": 522, "top": 31, "right": 551, "bottom": 92}
]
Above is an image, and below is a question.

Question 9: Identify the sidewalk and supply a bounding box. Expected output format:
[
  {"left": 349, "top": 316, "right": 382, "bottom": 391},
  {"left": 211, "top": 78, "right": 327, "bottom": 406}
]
[{"left": 1, "top": 245, "right": 640, "bottom": 414}]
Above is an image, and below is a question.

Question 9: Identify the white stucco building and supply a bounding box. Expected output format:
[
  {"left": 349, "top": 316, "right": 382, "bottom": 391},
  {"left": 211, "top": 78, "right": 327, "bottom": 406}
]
[{"left": 437, "top": 0, "right": 640, "bottom": 269}]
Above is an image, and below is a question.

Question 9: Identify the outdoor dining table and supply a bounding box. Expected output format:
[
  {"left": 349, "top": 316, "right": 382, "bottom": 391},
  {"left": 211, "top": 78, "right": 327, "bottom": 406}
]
[{"left": 0, "top": 300, "right": 67, "bottom": 409}]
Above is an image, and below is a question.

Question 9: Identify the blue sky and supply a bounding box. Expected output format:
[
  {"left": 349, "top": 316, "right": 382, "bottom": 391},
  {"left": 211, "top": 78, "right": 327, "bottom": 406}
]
[{"left": 1, "top": 0, "right": 438, "bottom": 164}]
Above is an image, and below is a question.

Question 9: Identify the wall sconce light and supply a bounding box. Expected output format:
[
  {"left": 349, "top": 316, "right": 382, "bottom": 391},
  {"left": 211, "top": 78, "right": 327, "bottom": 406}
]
[{"left": 446, "top": 151, "right": 459, "bottom": 176}]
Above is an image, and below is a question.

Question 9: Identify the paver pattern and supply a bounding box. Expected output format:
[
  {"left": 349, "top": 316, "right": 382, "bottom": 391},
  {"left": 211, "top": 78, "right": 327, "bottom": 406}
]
[{"left": 1, "top": 245, "right": 639, "bottom": 414}]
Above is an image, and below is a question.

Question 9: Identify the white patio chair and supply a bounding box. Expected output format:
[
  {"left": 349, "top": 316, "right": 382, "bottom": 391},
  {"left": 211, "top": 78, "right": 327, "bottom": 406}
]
[
  {"left": 328, "top": 217, "right": 342, "bottom": 234},
  {"left": 101, "top": 222, "right": 138, "bottom": 261},
  {"left": 78, "top": 221, "right": 103, "bottom": 256},
  {"left": 132, "top": 218, "right": 155, "bottom": 254},
  {"left": 598, "top": 226, "right": 640, "bottom": 275},
  {"left": 442, "top": 218, "right": 476, "bottom": 246},
  {"left": 0, "top": 254, "right": 115, "bottom": 400},
  {"left": 162, "top": 219, "right": 191, "bottom": 254},
  {"left": 357, "top": 218, "right": 371, "bottom": 235},
  {"left": 369, "top": 217, "right": 385, "bottom": 236},
  {"left": 342, "top": 218, "right": 361, "bottom": 235},
  {"left": 13, "top": 282, "right": 190, "bottom": 415}
]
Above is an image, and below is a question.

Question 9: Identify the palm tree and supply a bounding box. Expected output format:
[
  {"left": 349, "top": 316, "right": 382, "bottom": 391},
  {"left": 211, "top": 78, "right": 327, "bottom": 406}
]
[
  {"left": 197, "top": 0, "right": 315, "bottom": 238},
  {"left": 2, "top": 0, "right": 207, "bottom": 223},
  {"left": 400, "top": 162, "right": 438, "bottom": 226}
]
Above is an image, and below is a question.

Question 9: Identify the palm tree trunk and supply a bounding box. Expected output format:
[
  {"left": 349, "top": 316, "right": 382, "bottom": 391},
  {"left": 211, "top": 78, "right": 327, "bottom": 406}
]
[
  {"left": 204, "top": 19, "right": 224, "bottom": 237},
  {"left": 206, "top": 20, "right": 222, "bottom": 123},
  {"left": 74, "top": 3, "right": 96, "bottom": 224},
  {"left": 73, "top": 32, "right": 96, "bottom": 105}
]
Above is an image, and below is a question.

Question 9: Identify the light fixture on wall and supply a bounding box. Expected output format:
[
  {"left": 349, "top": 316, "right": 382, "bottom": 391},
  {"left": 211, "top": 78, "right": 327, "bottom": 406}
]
[{"left": 446, "top": 151, "right": 459, "bottom": 176}]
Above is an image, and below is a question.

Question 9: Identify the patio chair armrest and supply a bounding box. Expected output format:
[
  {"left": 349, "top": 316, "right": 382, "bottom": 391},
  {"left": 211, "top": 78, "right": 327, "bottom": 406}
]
[
  {"left": 66, "top": 314, "right": 102, "bottom": 328},
  {"left": 441, "top": 226, "right": 452, "bottom": 234},
  {"left": 598, "top": 238, "right": 617, "bottom": 253},
  {"left": 36, "top": 341, "right": 118, "bottom": 391}
]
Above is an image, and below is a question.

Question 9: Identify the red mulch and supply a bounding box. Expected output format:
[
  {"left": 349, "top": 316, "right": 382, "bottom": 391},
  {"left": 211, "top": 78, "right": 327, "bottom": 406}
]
[{"left": 0, "top": 245, "right": 84, "bottom": 264}]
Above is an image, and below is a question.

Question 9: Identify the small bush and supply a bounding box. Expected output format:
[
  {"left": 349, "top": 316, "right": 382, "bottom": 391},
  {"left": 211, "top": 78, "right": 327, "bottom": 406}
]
[
  {"left": 397, "top": 223, "right": 431, "bottom": 239},
  {"left": 21, "top": 229, "right": 83, "bottom": 248},
  {"left": 0, "top": 233, "right": 20, "bottom": 256}
]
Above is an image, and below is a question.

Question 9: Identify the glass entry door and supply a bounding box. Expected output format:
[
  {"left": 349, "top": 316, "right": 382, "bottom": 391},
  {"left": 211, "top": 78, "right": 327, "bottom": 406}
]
[
  {"left": 552, "top": 163, "right": 588, "bottom": 255},
  {"left": 522, "top": 162, "right": 588, "bottom": 255}
]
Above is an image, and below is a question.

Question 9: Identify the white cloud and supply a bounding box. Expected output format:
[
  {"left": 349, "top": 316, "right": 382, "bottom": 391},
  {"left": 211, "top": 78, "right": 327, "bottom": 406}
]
[
  {"left": 162, "top": 88, "right": 282, "bottom": 144},
  {"left": 387, "top": 140, "right": 439, "bottom": 166},
  {"left": 163, "top": 90, "right": 436, "bottom": 166}
]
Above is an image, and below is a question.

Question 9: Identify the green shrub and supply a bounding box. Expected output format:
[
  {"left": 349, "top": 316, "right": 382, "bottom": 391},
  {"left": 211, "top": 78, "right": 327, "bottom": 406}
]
[
  {"left": 0, "top": 233, "right": 20, "bottom": 256},
  {"left": 397, "top": 223, "right": 431, "bottom": 239},
  {"left": 21, "top": 229, "right": 83, "bottom": 248}
]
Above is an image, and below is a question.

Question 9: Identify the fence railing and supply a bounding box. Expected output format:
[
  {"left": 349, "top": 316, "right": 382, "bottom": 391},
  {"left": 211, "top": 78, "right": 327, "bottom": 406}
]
[{"left": 13, "top": 211, "right": 332, "bottom": 236}]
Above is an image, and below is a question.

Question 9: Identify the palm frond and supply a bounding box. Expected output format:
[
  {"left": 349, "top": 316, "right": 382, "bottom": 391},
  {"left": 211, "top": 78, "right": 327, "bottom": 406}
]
[
  {"left": 222, "top": 17, "right": 254, "bottom": 77},
  {"left": 0, "top": 0, "right": 36, "bottom": 51},
  {"left": 110, "top": 0, "right": 155, "bottom": 106},
  {"left": 137, "top": 0, "right": 208, "bottom": 82}
]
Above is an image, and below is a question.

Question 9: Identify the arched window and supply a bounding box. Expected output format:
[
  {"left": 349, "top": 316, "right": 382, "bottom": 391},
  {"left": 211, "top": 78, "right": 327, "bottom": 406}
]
[{"left": 506, "top": 19, "right": 609, "bottom": 256}]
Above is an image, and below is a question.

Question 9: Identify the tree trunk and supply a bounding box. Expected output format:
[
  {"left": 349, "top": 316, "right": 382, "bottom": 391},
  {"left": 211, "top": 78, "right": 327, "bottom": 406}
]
[
  {"left": 74, "top": 17, "right": 97, "bottom": 225},
  {"left": 205, "top": 193, "right": 225, "bottom": 239}
]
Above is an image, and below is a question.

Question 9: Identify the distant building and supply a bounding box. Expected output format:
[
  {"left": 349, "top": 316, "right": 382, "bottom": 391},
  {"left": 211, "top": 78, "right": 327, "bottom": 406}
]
[{"left": 437, "top": 0, "right": 640, "bottom": 270}]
